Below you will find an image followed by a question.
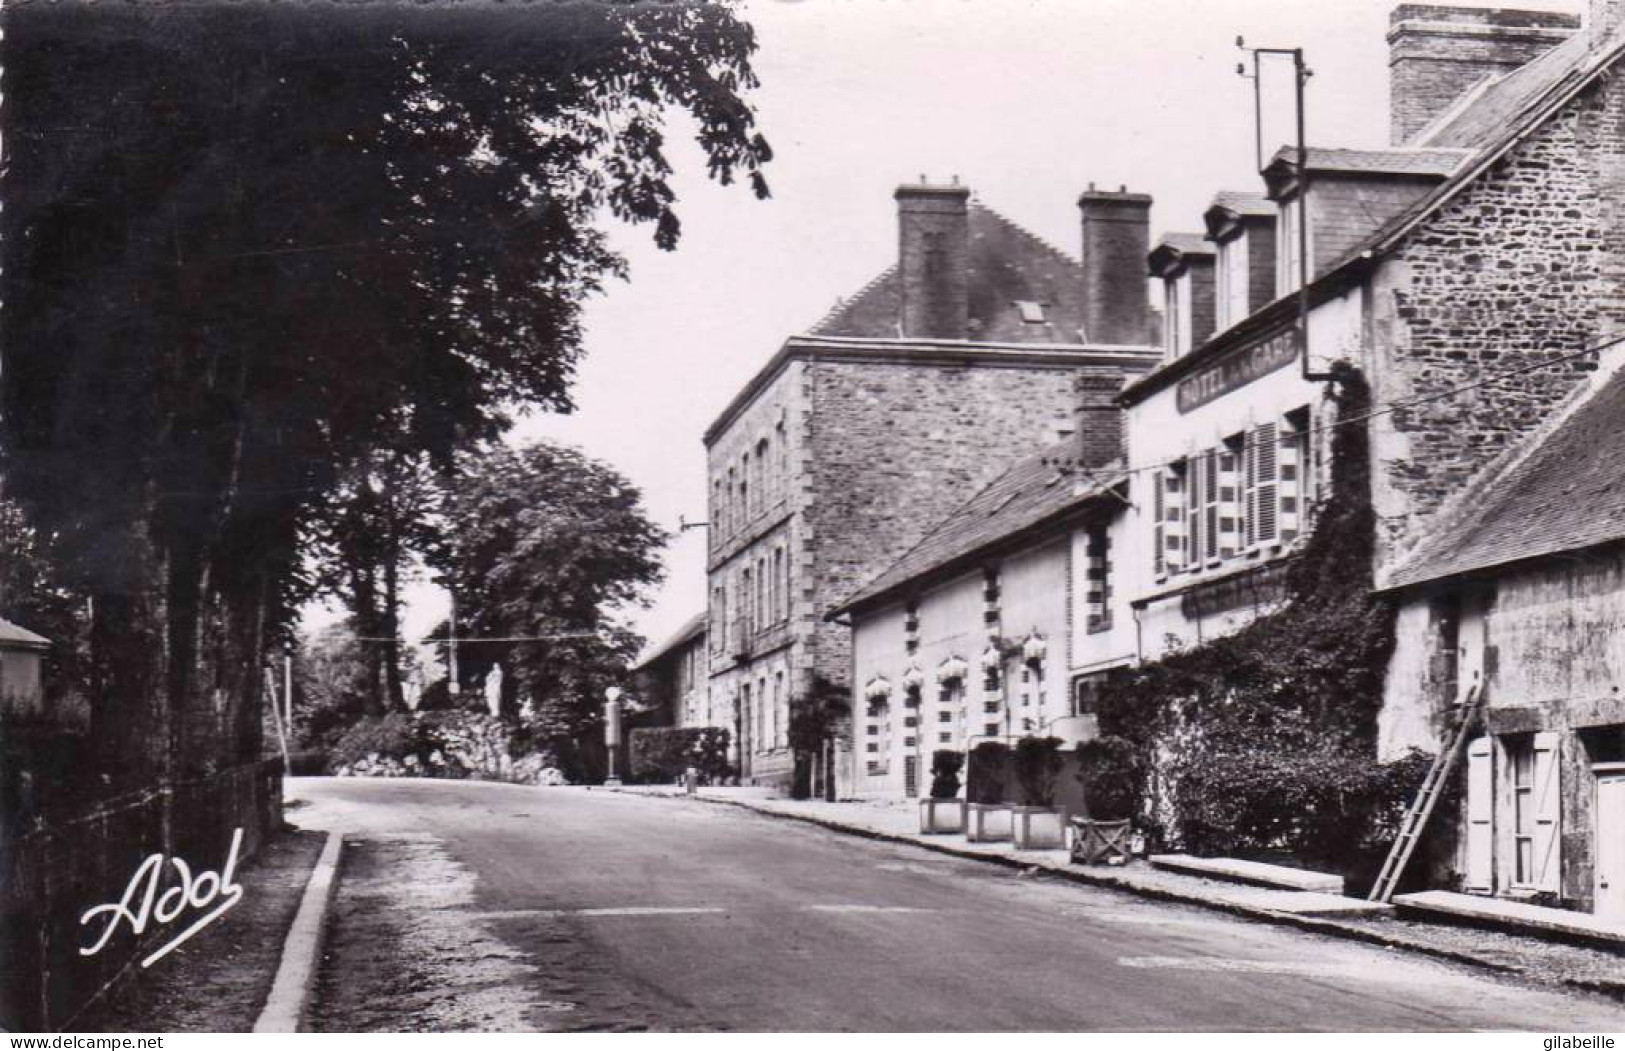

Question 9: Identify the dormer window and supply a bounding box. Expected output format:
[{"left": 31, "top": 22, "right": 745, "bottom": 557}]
[
  {"left": 1163, "top": 274, "right": 1193, "bottom": 358},
  {"left": 1277, "top": 196, "right": 1306, "bottom": 296},
  {"left": 1015, "top": 300, "right": 1046, "bottom": 324},
  {"left": 1215, "top": 231, "right": 1250, "bottom": 330}
]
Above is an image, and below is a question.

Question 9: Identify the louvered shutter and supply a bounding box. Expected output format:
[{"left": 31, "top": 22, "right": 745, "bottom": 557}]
[
  {"left": 1532, "top": 732, "right": 1562, "bottom": 893},
  {"left": 1278, "top": 422, "right": 1302, "bottom": 544},
  {"left": 1465, "top": 736, "right": 1495, "bottom": 893},
  {"left": 1203, "top": 450, "right": 1219, "bottom": 562},
  {"left": 1253, "top": 423, "right": 1278, "bottom": 545},
  {"left": 1152, "top": 472, "right": 1166, "bottom": 577},
  {"left": 1164, "top": 469, "right": 1185, "bottom": 572},
  {"left": 1219, "top": 446, "right": 1241, "bottom": 558},
  {"left": 1185, "top": 455, "right": 1201, "bottom": 570},
  {"left": 1243, "top": 430, "right": 1257, "bottom": 547}
]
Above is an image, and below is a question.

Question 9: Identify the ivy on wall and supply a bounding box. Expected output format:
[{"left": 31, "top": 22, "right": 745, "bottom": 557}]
[{"left": 1092, "top": 364, "right": 1426, "bottom": 867}]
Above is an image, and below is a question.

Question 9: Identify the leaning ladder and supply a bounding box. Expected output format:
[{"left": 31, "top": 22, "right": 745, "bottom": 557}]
[{"left": 1368, "top": 684, "right": 1484, "bottom": 903}]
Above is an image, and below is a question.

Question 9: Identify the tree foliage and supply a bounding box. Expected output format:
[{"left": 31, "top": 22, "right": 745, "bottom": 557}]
[
  {"left": 0, "top": 2, "right": 769, "bottom": 782},
  {"left": 433, "top": 439, "right": 666, "bottom": 755}
]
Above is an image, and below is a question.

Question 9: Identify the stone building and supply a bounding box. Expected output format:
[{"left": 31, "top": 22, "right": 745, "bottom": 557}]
[
  {"left": 702, "top": 181, "right": 1161, "bottom": 792},
  {"left": 630, "top": 612, "right": 708, "bottom": 729},
  {"left": 1377, "top": 349, "right": 1625, "bottom": 918},
  {"left": 829, "top": 425, "right": 1125, "bottom": 799}
]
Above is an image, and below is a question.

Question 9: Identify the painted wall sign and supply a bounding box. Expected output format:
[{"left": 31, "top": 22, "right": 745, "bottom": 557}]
[
  {"left": 1179, "top": 561, "right": 1289, "bottom": 621},
  {"left": 79, "top": 827, "right": 245, "bottom": 968},
  {"left": 1175, "top": 328, "right": 1299, "bottom": 414}
]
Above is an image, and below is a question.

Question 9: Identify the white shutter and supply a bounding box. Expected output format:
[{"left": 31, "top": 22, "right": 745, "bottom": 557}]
[
  {"left": 1164, "top": 469, "right": 1186, "bottom": 572},
  {"left": 1278, "top": 422, "right": 1302, "bottom": 544},
  {"left": 1532, "top": 732, "right": 1562, "bottom": 893},
  {"left": 1253, "top": 423, "right": 1278, "bottom": 545},
  {"left": 1152, "top": 472, "right": 1166, "bottom": 577},
  {"left": 1465, "top": 736, "right": 1495, "bottom": 893}
]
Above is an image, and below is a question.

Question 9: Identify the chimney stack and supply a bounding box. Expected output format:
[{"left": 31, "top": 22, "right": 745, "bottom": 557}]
[
  {"left": 1388, "top": 5, "right": 1580, "bottom": 146},
  {"left": 895, "top": 181, "right": 971, "bottom": 340},
  {"left": 1595, "top": 0, "right": 1625, "bottom": 48},
  {"left": 1073, "top": 368, "right": 1127, "bottom": 470},
  {"left": 1078, "top": 185, "right": 1153, "bottom": 345}
]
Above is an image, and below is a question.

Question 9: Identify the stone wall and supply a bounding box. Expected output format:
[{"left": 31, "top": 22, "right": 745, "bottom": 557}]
[
  {"left": 1371, "top": 74, "right": 1625, "bottom": 567},
  {"left": 804, "top": 358, "right": 1098, "bottom": 695}
]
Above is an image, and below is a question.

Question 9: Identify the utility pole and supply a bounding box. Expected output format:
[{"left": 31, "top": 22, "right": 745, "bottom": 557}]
[{"left": 447, "top": 592, "right": 459, "bottom": 696}]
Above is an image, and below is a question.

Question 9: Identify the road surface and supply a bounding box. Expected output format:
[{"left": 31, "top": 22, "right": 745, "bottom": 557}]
[{"left": 289, "top": 777, "right": 1625, "bottom": 1032}]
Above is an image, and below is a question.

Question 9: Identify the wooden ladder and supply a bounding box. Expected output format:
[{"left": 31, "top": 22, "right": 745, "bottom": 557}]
[{"left": 1368, "top": 683, "right": 1484, "bottom": 904}]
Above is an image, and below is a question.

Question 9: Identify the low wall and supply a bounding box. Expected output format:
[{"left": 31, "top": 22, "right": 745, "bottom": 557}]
[{"left": 0, "top": 759, "right": 282, "bottom": 1032}]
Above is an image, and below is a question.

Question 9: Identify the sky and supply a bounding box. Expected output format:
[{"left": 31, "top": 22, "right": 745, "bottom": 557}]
[{"left": 329, "top": 0, "right": 1583, "bottom": 665}]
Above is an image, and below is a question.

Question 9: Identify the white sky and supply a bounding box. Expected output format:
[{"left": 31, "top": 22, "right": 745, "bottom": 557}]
[{"left": 323, "top": 0, "right": 1581, "bottom": 662}]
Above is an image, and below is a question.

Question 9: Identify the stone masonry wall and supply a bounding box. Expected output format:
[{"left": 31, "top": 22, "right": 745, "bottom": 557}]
[
  {"left": 803, "top": 360, "right": 1121, "bottom": 697},
  {"left": 1371, "top": 74, "right": 1625, "bottom": 569}
]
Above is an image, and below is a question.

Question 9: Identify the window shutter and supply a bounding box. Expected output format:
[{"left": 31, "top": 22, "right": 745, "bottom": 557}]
[
  {"left": 1532, "top": 732, "right": 1562, "bottom": 893},
  {"left": 1278, "top": 421, "right": 1301, "bottom": 544},
  {"left": 1243, "top": 430, "right": 1257, "bottom": 547},
  {"left": 1465, "top": 736, "right": 1495, "bottom": 893},
  {"left": 1253, "top": 422, "right": 1278, "bottom": 545},
  {"left": 1185, "top": 456, "right": 1201, "bottom": 570},
  {"left": 1152, "top": 472, "right": 1166, "bottom": 577},
  {"left": 1219, "top": 445, "right": 1241, "bottom": 558},
  {"left": 1203, "top": 450, "right": 1219, "bottom": 561}
]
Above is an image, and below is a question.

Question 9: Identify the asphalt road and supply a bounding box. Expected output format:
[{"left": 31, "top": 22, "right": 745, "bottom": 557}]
[{"left": 290, "top": 777, "right": 1625, "bottom": 1032}]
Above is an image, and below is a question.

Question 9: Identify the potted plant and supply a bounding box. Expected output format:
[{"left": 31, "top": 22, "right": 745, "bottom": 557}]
[
  {"left": 918, "top": 749, "right": 966, "bottom": 833},
  {"left": 1010, "top": 736, "right": 1066, "bottom": 849},
  {"left": 1069, "top": 736, "right": 1142, "bottom": 865},
  {"left": 965, "top": 740, "right": 1014, "bottom": 842}
]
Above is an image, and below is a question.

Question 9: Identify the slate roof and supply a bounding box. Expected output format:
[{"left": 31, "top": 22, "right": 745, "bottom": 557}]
[
  {"left": 811, "top": 202, "right": 1091, "bottom": 345},
  {"left": 632, "top": 611, "right": 706, "bottom": 671},
  {"left": 1207, "top": 190, "right": 1276, "bottom": 218},
  {"left": 1418, "top": 30, "right": 1592, "bottom": 150},
  {"left": 1383, "top": 365, "right": 1625, "bottom": 592},
  {"left": 830, "top": 436, "right": 1123, "bottom": 617},
  {"left": 1265, "top": 145, "right": 1472, "bottom": 180},
  {"left": 0, "top": 617, "right": 49, "bottom": 649}
]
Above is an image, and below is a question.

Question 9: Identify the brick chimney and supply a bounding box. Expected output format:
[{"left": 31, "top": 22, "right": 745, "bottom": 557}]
[
  {"left": 1078, "top": 185, "right": 1153, "bottom": 345},
  {"left": 1073, "top": 368, "right": 1127, "bottom": 470},
  {"left": 1388, "top": 5, "right": 1581, "bottom": 146},
  {"left": 895, "top": 180, "right": 971, "bottom": 340}
]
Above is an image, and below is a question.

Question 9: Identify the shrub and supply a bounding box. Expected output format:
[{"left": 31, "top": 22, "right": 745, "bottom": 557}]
[
  {"left": 327, "top": 714, "right": 417, "bottom": 772},
  {"left": 1012, "top": 736, "right": 1063, "bottom": 807},
  {"left": 629, "top": 727, "right": 732, "bottom": 784},
  {"left": 1074, "top": 736, "right": 1142, "bottom": 821},
  {"left": 929, "top": 749, "right": 963, "bottom": 799},
  {"left": 1172, "top": 743, "right": 1434, "bottom": 863},
  {"left": 966, "top": 741, "right": 1010, "bottom": 805}
]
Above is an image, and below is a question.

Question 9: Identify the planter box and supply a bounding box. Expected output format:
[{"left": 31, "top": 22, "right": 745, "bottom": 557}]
[
  {"left": 918, "top": 797, "right": 966, "bottom": 834},
  {"left": 1011, "top": 806, "right": 1066, "bottom": 850},
  {"left": 965, "top": 802, "right": 1013, "bottom": 842}
]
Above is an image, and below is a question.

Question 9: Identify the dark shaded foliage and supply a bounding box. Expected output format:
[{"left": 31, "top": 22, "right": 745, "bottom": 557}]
[
  {"left": 966, "top": 740, "right": 1010, "bottom": 805},
  {"left": 929, "top": 749, "right": 963, "bottom": 800},
  {"left": 1012, "top": 736, "right": 1063, "bottom": 807},
  {"left": 629, "top": 726, "right": 732, "bottom": 785}
]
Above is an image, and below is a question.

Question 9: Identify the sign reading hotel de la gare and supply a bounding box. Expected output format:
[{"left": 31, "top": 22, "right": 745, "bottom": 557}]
[{"left": 1176, "top": 327, "right": 1299, "bottom": 414}]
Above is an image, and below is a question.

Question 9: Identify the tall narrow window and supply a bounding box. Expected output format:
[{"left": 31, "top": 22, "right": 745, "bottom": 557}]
[
  {"left": 1184, "top": 453, "right": 1201, "bottom": 571},
  {"left": 756, "top": 558, "right": 767, "bottom": 635},
  {"left": 755, "top": 438, "right": 769, "bottom": 510},
  {"left": 1085, "top": 524, "right": 1112, "bottom": 631},
  {"left": 740, "top": 567, "right": 753, "bottom": 639},
  {"left": 1277, "top": 198, "right": 1303, "bottom": 296},
  {"left": 1163, "top": 279, "right": 1182, "bottom": 358},
  {"left": 1280, "top": 407, "right": 1311, "bottom": 545},
  {"left": 740, "top": 451, "right": 751, "bottom": 522},
  {"left": 1203, "top": 449, "right": 1220, "bottom": 563},
  {"left": 1217, "top": 231, "right": 1250, "bottom": 329},
  {"left": 1219, "top": 437, "right": 1243, "bottom": 559},
  {"left": 1165, "top": 462, "right": 1188, "bottom": 572},
  {"left": 1245, "top": 423, "right": 1279, "bottom": 548}
]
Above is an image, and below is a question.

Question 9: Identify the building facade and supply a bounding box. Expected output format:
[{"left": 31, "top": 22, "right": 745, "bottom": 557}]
[
  {"left": 703, "top": 182, "right": 1161, "bottom": 792},
  {"left": 630, "top": 612, "right": 708, "bottom": 730}
]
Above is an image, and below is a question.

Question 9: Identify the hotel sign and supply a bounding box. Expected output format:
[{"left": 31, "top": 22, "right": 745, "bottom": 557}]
[{"left": 1176, "top": 328, "right": 1299, "bottom": 414}]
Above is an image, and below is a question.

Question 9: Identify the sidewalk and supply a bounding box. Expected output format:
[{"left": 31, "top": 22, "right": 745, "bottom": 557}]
[
  {"left": 604, "top": 784, "right": 1625, "bottom": 1002},
  {"left": 75, "top": 825, "right": 329, "bottom": 1032}
]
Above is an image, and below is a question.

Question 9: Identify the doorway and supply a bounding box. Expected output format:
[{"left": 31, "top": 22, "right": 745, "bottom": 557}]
[{"left": 1596, "top": 768, "right": 1625, "bottom": 920}]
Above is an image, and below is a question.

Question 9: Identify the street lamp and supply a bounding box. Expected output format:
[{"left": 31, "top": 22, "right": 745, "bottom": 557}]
[{"left": 603, "top": 686, "right": 625, "bottom": 786}]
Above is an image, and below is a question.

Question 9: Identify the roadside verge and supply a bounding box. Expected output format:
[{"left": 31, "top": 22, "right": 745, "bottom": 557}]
[{"left": 254, "top": 830, "right": 345, "bottom": 1032}]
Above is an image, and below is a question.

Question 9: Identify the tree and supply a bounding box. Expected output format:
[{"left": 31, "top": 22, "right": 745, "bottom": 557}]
[
  {"left": 0, "top": 4, "right": 769, "bottom": 784},
  {"left": 307, "top": 446, "right": 444, "bottom": 716},
  {"left": 433, "top": 440, "right": 665, "bottom": 771},
  {"left": 0, "top": 497, "right": 90, "bottom": 716}
]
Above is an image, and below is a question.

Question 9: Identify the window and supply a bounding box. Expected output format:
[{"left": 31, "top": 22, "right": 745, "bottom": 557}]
[
  {"left": 1184, "top": 451, "right": 1202, "bottom": 570},
  {"left": 1467, "top": 734, "right": 1562, "bottom": 894},
  {"left": 1162, "top": 462, "right": 1188, "bottom": 573},
  {"left": 1216, "top": 231, "right": 1250, "bottom": 329},
  {"left": 1281, "top": 407, "right": 1311, "bottom": 544},
  {"left": 758, "top": 676, "right": 769, "bottom": 748},
  {"left": 726, "top": 467, "right": 736, "bottom": 532},
  {"left": 740, "top": 567, "right": 753, "bottom": 638},
  {"left": 1202, "top": 449, "right": 1220, "bottom": 563},
  {"left": 776, "top": 420, "right": 789, "bottom": 489},
  {"left": 1163, "top": 276, "right": 1193, "bottom": 358},
  {"left": 739, "top": 452, "right": 751, "bottom": 522},
  {"left": 1015, "top": 300, "right": 1046, "bottom": 324},
  {"left": 1085, "top": 523, "right": 1112, "bottom": 631},
  {"left": 1244, "top": 423, "right": 1279, "bottom": 549},
  {"left": 755, "top": 438, "right": 768, "bottom": 509},
  {"left": 1277, "top": 198, "right": 1306, "bottom": 295},
  {"left": 756, "top": 557, "right": 767, "bottom": 634},
  {"left": 772, "top": 548, "right": 785, "bottom": 622}
]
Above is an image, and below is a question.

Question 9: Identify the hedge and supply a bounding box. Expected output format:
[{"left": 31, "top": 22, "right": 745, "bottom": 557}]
[{"left": 628, "top": 726, "right": 731, "bottom": 784}]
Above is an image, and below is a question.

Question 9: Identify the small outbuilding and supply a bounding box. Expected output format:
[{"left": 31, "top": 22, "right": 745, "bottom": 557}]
[{"left": 0, "top": 616, "right": 49, "bottom": 716}]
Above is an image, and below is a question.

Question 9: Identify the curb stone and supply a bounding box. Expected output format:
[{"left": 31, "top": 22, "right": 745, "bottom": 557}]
[
  {"left": 253, "top": 830, "right": 345, "bottom": 1032},
  {"left": 617, "top": 788, "right": 1625, "bottom": 1004}
]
